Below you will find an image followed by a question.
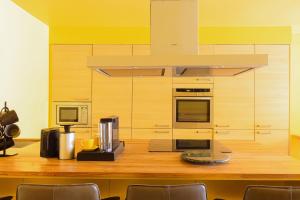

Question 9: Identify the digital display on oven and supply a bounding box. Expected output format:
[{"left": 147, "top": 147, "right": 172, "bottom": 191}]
[
  {"left": 176, "top": 139, "right": 211, "bottom": 150},
  {"left": 176, "top": 100, "right": 210, "bottom": 122},
  {"left": 59, "top": 107, "right": 79, "bottom": 122}
]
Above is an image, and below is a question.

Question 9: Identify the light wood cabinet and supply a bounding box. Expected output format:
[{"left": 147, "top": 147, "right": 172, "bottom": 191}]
[
  {"left": 118, "top": 128, "right": 132, "bottom": 140},
  {"left": 255, "top": 45, "right": 289, "bottom": 130},
  {"left": 92, "top": 127, "right": 131, "bottom": 140},
  {"left": 93, "top": 45, "right": 132, "bottom": 56},
  {"left": 173, "top": 45, "right": 214, "bottom": 84},
  {"left": 51, "top": 45, "right": 92, "bottom": 101},
  {"left": 173, "top": 77, "right": 214, "bottom": 84},
  {"left": 74, "top": 128, "right": 92, "bottom": 139},
  {"left": 58, "top": 127, "right": 92, "bottom": 139},
  {"left": 132, "top": 45, "right": 151, "bottom": 55},
  {"left": 132, "top": 77, "right": 172, "bottom": 129},
  {"left": 92, "top": 45, "right": 133, "bottom": 129},
  {"left": 132, "top": 44, "right": 172, "bottom": 130},
  {"left": 198, "top": 45, "right": 214, "bottom": 55},
  {"left": 173, "top": 129, "right": 212, "bottom": 140},
  {"left": 214, "top": 45, "right": 255, "bottom": 130},
  {"left": 132, "top": 129, "right": 172, "bottom": 139},
  {"left": 214, "top": 129, "right": 254, "bottom": 141},
  {"left": 255, "top": 129, "right": 288, "bottom": 154}
]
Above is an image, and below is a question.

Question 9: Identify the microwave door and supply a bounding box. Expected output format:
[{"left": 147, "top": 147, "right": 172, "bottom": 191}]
[{"left": 57, "top": 106, "right": 79, "bottom": 125}]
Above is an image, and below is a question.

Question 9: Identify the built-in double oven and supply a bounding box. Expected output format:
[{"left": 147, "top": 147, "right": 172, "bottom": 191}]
[{"left": 173, "top": 85, "right": 213, "bottom": 129}]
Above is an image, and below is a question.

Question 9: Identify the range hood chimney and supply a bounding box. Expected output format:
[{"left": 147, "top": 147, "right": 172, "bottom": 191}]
[
  {"left": 150, "top": 0, "right": 198, "bottom": 55},
  {"left": 88, "top": 0, "right": 268, "bottom": 77}
]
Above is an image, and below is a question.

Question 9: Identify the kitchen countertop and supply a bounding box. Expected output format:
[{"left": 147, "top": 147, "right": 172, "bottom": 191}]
[{"left": 1, "top": 140, "right": 300, "bottom": 180}]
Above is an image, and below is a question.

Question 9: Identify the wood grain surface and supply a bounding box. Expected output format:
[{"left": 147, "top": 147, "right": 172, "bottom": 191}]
[{"left": 2, "top": 140, "right": 300, "bottom": 180}]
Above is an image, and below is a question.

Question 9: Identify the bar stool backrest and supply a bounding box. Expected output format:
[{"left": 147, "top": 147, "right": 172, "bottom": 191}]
[
  {"left": 244, "top": 185, "right": 300, "bottom": 200},
  {"left": 126, "top": 184, "right": 207, "bottom": 200},
  {"left": 16, "top": 183, "right": 100, "bottom": 200}
]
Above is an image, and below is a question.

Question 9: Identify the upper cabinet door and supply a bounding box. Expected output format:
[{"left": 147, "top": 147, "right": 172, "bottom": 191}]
[
  {"left": 93, "top": 45, "right": 132, "bottom": 56},
  {"left": 132, "top": 77, "right": 173, "bottom": 129},
  {"left": 255, "top": 45, "right": 289, "bottom": 130},
  {"left": 132, "top": 44, "right": 172, "bottom": 129},
  {"left": 132, "top": 45, "right": 151, "bottom": 55},
  {"left": 51, "top": 45, "right": 92, "bottom": 101},
  {"left": 214, "top": 45, "right": 255, "bottom": 130},
  {"left": 92, "top": 45, "right": 133, "bottom": 129}
]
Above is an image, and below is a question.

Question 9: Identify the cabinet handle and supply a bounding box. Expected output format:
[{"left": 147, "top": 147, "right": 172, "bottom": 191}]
[
  {"left": 195, "top": 78, "right": 211, "bottom": 82},
  {"left": 256, "top": 131, "right": 271, "bottom": 135},
  {"left": 195, "top": 130, "right": 211, "bottom": 134},
  {"left": 256, "top": 125, "right": 272, "bottom": 128},
  {"left": 215, "top": 124, "right": 230, "bottom": 128},
  {"left": 154, "top": 131, "right": 170, "bottom": 134},
  {"left": 154, "top": 124, "right": 170, "bottom": 128},
  {"left": 215, "top": 131, "right": 230, "bottom": 135}
]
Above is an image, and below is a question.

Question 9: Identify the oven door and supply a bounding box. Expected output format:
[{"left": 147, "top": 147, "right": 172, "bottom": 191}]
[{"left": 173, "top": 97, "right": 213, "bottom": 129}]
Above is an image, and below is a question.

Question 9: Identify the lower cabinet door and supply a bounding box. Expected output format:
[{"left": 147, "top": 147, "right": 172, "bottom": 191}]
[
  {"left": 92, "top": 128, "right": 132, "bottom": 140},
  {"left": 214, "top": 129, "right": 254, "bottom": 140},
  {"left": 255, "top": 129, "right": 288, "bottom": 154},
  {"left": 132, "top": 129, "right": 172, "bottom": 140},
  {"left": 173, "top": 129, "right": 213, "bottom": 140},
  {"left": 59, "top": 127, "right": 91, "bottom": 139}
]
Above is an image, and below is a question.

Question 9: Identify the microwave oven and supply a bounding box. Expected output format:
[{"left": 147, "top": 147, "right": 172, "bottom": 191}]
[{"left": 51, "top": 102, "right": 91, "bottom": 128}]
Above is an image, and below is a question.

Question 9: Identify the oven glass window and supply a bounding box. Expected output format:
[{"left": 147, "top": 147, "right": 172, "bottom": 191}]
[
  {"left": 176, "top": 100, "right": 210, "bottom": 122},
  {"left": 176, "top": 139, "right": 211, "bottom": 150},
  {"left": 59, "top": 107, "right": 79, "bottom": 122}
]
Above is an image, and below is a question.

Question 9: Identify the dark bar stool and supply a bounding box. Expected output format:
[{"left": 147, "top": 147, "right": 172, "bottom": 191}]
[
  {"left": 16, "top": 183, "right": 101, "bottom": 200},
  {"left": 244, "top": 185, "right": 300, "bottom": 200},
  {"left": 126, "top": 184, "right": 207, "bottom": 200},
  {"left": 0, "top": 197, "right": 13, "bottom": 200}
]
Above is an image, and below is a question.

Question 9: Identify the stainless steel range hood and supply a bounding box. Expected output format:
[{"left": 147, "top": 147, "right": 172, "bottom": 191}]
[{"left": 88, "top": 0, "right": 268, "bottom": 77}]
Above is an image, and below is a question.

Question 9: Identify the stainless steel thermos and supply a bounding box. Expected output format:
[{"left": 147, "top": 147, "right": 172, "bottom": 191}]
[
  {"left": 59, "top": 125, "right": 75, "bottom": 160},
  {"left": 99, "top": 116, "right": 119, "bottom": 152}
]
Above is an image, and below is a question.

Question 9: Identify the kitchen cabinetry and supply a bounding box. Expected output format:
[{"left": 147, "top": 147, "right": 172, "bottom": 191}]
[
  {"left": 255, "top": 130, "right": 288, "bottom": 154},
  {"left": 173, "top": 45, "right": 214, "bottom": 84},
  {"left": 132, "top": 45, "right": 151, "bottom": 55},
  {"left": 214, "top": 45, "right": 255, "bottom": 130},
  {"left": 255, "top": 45, "right": 289, "bottom": 130},
  {"left": 254, "top": 45, "right": 289, "bottom": 153},
  {"left": 92, "top": 127, "right": 131, "bottom": 140},
  {"left": 132, "top": 77, "right": 172, "bottom": 129},
  {"left": 173, "top": 129, "right": 212, "bottom": 140},
  {"left": 92, "top": 45, "right": 133, "bottom": 134},
  {"left": 74, "top": 128, "right": 92, "bottom": 139},
  {"left": 93, "top": 45, "right": 132, "bottom": 56},
  {"left": 132, "top": 44, "right": 172, "bottom": 130},
  {"left": 58, "top": 127, "right": 91, "bottom": 139},
  {"left": 132, "top": 129, "right": 172, "bottom": 140},
  {"left": 51, "top": 45, "right": 92, "bottom": 101},
  {"left": 214, "top": 129, "right": 254, "bottom": 141}
]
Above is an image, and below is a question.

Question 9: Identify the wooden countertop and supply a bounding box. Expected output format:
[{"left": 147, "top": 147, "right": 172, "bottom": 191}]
[{"left": 1, "top": 140, "right": 300, "bottom": 180}]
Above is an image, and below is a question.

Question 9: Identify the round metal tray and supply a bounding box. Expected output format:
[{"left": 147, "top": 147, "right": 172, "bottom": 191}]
[{"left": 181, "top": 151, "right": 230, "bottom": 164}]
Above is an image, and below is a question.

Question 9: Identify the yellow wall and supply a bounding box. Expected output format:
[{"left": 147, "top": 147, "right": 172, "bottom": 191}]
[
  {"left": 0, "top": 0, "right": 49, "bottom": 138},
  {"left": 50, "top": 26, "right": 291, "bottom": 45}
]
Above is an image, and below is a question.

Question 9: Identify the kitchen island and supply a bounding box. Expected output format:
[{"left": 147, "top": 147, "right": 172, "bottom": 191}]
[
  {"left": 1, "top": 139, "right": 300, "bottom": 199},
  {"left": 1, "top": 140, "right": 300, "bottom": 180}
]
